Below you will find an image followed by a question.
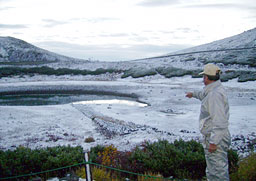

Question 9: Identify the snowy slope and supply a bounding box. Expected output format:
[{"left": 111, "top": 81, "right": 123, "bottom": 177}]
[
  {"left": 1, "top": 28, "right": 256, "bottom": 67},
  {"left": 173, "top": 28, "right": 256, "bottom": 53},
  {"left": 0, "top": 36, "right": 80, "bottom": 62},
  {"left": 136, "top": 28, "right": 256, "bottom": 70},
  {"left": 0, "top": 28, "right": 256, "bottom": 81}
]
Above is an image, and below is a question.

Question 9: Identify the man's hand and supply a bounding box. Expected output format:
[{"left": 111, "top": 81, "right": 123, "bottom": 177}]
[
  {"left": 186, "top": 92, "right": 193, "bottom": 98},
  {"left": 208, "top": 143, "right": 217, "bottom": 153}
]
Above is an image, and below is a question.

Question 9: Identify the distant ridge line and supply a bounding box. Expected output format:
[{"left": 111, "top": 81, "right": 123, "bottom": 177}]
[{"left": 134, "top": 46, "right": 256, "bottom": 61}]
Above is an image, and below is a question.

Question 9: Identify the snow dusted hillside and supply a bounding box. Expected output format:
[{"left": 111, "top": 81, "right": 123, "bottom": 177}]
[
  {"left": 0, "top": 36, "right": 80, "bottom": 63},
  {"left": 1, "top": 28, "right": 256, "bottom": 69},
  {"left": 1, "top": 29, "right": 256, "bottom": 83},
  {"left": 174, "top": 28, "right": 256, "bottom": 53},
  {"left": 1, "top": 28, "right": 256, "bottom": 79},
  {"left": 134, "top": 28, "right": 256, "bottom": 71},
  {"left": 171, "top": 28, "right": 256, "bottom": 68}
]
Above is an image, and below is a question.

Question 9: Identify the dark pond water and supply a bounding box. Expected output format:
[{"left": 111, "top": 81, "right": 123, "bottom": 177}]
[{"left": 0, "top": 93, "right": 138, "bottom": 106}]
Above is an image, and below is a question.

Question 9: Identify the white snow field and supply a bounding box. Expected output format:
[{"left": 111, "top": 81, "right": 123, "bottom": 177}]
[{"left": 0, "top": 75, "right": 255, "bottom": 156}]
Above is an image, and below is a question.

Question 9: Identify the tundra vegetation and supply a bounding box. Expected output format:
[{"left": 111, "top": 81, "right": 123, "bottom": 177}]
[
  {"left": 1, "top": 139, "right": 254, "bottom": 180},
  {"left": 0, "top": 66, "right": 256, "bottom": 82}
]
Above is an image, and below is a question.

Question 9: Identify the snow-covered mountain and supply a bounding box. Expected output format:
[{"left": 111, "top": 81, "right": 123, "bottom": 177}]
[
  {"left": 1, "top": 28, "right": 256, "bottom": 68},
  {"left": 1, "top": 28, "right": 256, "bottom": 66},
  {"left": 127, "top": 28, "right": 256, "bottom": 82},
  {"left": 171, "top": 28, "right": 256, "bottom": 67},
  {"left": 174, "top": 28, "right": 256, "bottom": 53},
  {"left": 0, "top": 36, "right": 79, "bottom": 63},
  {"left": 0, "top": 28, "right": 256, "bottom": 82},
  {"left": 136, "top": 28, "right": 256, "bottom": 69}
]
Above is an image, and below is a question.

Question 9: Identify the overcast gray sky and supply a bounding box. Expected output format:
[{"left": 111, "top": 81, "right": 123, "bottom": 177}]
[{"left": 0, "top": 0, "right": 256, "bottom": 61}]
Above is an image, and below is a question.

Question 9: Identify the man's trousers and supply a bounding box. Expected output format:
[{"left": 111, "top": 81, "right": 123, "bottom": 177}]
[{"left": 203, "top": 132, "right": 231, "bottom": 181}]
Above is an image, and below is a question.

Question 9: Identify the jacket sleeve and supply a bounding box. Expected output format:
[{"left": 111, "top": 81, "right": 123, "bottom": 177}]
[
  {"left": 193, "top": 90, "right": 205, "bottom": 101},
  {"left": 207, "top": 92, "right": 229, "bottom": 145}
]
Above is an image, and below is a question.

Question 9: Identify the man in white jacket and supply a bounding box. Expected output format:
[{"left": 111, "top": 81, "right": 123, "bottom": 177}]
[{"left": 186, "top": 63, "right": 231, "bottom": 181}]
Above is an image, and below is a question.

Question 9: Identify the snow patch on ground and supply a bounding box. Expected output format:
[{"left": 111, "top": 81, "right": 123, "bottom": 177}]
[{"left": 0, "top": 75, "right": 255, "bottom": 156}]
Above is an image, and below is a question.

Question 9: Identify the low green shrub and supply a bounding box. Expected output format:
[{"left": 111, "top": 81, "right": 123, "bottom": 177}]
[
  {"left": 230, "top": 152, "right": 256, "bottom": 181},
  {"left": 0, "top": 146, "right": 84, "bottom": 180},
  {"left": 238, "top": 71, "right": 256, "bottom": 82},
  {"left": 0, "top": 140, "right": 240, "bottom": 180},
  {"left": 0, "top": 66, "right": 121, "bottom": 78},
  {"left": 221, "top": 70, "right": 240, "bottom": 82},
  {"left": 121, "top": 67, "right": 157, "bottom": 78},
  {"left": 156, "top": 67, "right": 194, "bottom": 78},
  {"left": 209, "top": 57, "right": 256, "bottom": 67},
  {"left": 91, "top": 167, "right": 111, "bottom": 180},
  {"left": 90, "top": 139, "right": 239, "bottom": 180},
  {"left": 1, "top": 65, "right": 255, "bottom": 82},
  {"left": 228, "top": 149, "right": 239, "bottom": 174},
  {"left": 130, "top": 139, "right": 206, "bottom": 179},
  {"left": 89, "top": 145, "right": 105, "bottom": 163}
]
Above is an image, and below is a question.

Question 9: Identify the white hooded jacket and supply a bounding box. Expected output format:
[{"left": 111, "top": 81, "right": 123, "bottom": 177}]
[{"left": 193, "top": 80, "right": 230, "bottom": 145}]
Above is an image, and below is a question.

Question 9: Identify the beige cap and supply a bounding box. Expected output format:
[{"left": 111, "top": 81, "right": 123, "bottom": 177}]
[{"left": 199, "top": 63, "right": 221, "bottom": 76}]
